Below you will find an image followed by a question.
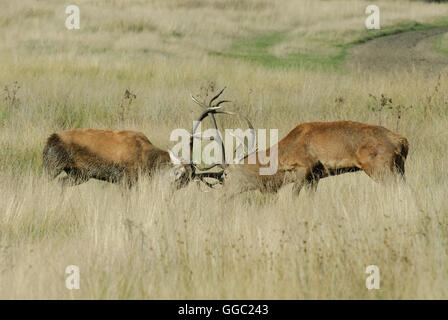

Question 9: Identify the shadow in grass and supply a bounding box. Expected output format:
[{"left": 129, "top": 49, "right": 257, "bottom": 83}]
[{"left": 210, "top": 20, "right": 448, "bottom": 72}]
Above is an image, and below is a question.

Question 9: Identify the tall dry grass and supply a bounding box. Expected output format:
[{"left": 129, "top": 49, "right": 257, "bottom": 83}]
[{"left": 0, "top": 0, "right": 448, "bottom": 299}]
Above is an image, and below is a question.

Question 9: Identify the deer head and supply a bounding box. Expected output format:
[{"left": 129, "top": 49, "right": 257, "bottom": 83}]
[{"left": 176, "top": 87, "right": 256, "bottom": 190}]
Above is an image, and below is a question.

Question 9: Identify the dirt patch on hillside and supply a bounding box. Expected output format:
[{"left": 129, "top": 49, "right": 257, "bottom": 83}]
[{"left": 346, "top": 27, "right": 448, "bottom": 74}]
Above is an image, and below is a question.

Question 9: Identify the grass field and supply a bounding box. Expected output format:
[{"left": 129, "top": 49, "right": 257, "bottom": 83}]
[
  {"left": 436, "top": 32, "right": 448, "bottom": 55},
  {"left": 1, "top": 0, "right": 448, "bottom": 299}
]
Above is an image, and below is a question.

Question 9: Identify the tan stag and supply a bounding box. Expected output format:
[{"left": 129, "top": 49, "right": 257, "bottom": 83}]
[
  {"left": 199, "top": 112, "right": 409, "bottom": 196},
  {"left": 42, "top": 89, "right": 231, "bottom": 188}
]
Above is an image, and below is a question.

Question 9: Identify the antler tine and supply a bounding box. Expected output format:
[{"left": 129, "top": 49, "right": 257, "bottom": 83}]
[
  {"left": 240, "top": 114, "right": 254, "bottom": 130},
  {"left": 225, "top": 112, "right": 256, "bottom": 162},
  {"left": 193, "top": 169, "right": 224, "bottom": 189},
  {"left": 215, "top": 100, "right": 231, "bottom": 107},
  {"left": 190, "top": 108, "right": 236, "bottom": 168},
  {"left": 216, "top": 110, "right": 235, "bottom": 115},
  {"left": 197, "top": 174, "right": 222, "bottom": 188},
  {"left": 209, "top": 87, "right": 227, "bottom": 107},
  {"left": 192, "top": 109, "right": 235, "bottom": 134},
  {"left": 195, "top": 162, "right": 222, "bottom": 171},
  {"left": 190, "top": 91, "right": 228, "bottom": 117},
  {"left": 242, "top": 114, "right": 257, "bottom": 155},
  {"left": 191, "top": 110, "right": 235, "bottom": 138},
  {"left": 195, "top": 110, "right": 255, "bottom": 177},
  {"left": 188, "top": 88, "right": 234, "bottom": 178},
  {"left": 200, "top": 171, "right": 224, "bottom": 181},
  {"left": 190, "top": 93, "right": 208, "bottom": 109}
]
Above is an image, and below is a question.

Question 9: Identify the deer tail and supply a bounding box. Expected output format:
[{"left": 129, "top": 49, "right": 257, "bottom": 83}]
[{"left": 392, "top": 134, "right": 409, "bottom": 177}]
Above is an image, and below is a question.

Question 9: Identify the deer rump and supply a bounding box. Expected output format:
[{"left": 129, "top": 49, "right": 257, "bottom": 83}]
[
  {"left": 42, "top": 129, "right": 170, "bottom": 186},
  {"left": 282, "top": 121, "right": 409, "bottom": 178}
]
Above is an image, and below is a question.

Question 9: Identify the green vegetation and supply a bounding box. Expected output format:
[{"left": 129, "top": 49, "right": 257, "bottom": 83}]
[
  {"left": 211, "top": 32, "right": 347, "bottom": 71},
  {"left": 434, "top": 33, "right": 448, "bottom": 55},
  {"left": 350, "top": 19, "right": 448, "bottom": 45},
  {"left": 212, "top": 19, "right": 448, "bottom": 71}
]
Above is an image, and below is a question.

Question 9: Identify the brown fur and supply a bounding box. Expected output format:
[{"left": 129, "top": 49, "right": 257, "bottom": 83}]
[
  {"left": 43, "top": 129, "right": 174, "bottom": 186},
  {"left": 222, "top": 121, "right": 409, "bottom": 195}
]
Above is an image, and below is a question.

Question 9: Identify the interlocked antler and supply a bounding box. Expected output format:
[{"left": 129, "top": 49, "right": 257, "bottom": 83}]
[
  {"left": 189, "top": 87, "right": 256, "bottom": 188},
  {"left": 229, "top": 114, "right": 257, "bottom": 163},
  {"left": 189, "top": 87, "right": 233, "bottom": 171}
]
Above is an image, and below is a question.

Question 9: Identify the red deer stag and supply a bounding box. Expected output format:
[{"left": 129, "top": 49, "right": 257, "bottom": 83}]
[
  {"left": 200, "top": 115, "right": 409, "bottom": 196},
  {"left": 42, "top": 89, "right": 231, "bottom": 188}
]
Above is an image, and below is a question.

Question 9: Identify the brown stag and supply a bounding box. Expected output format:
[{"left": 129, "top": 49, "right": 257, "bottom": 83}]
[
  {"left": 199, "top": 114, "right": 409, "bottom": 196},
  {"left": 42, "top": 89, "right": 231, "bottom": 188}
]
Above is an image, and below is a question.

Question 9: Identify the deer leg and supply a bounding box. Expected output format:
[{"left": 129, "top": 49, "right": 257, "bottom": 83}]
[
  {"left": 121, "top": 176, "right": 136, "bottom": 189},
  {"left": 292, "top": 167, "right": 308, "bottom": 196},
  {"left": 304, "top": 161, "right": 326, "bottom": 192},
  {"left": 358, "top": 150, "right": 396, "bottom": 183},
  {"left": 305, "top": 177, "right": 319, "bottom": 192},
  {"left": 394, "top": 154, "right": 406, "bottom": 181}
]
